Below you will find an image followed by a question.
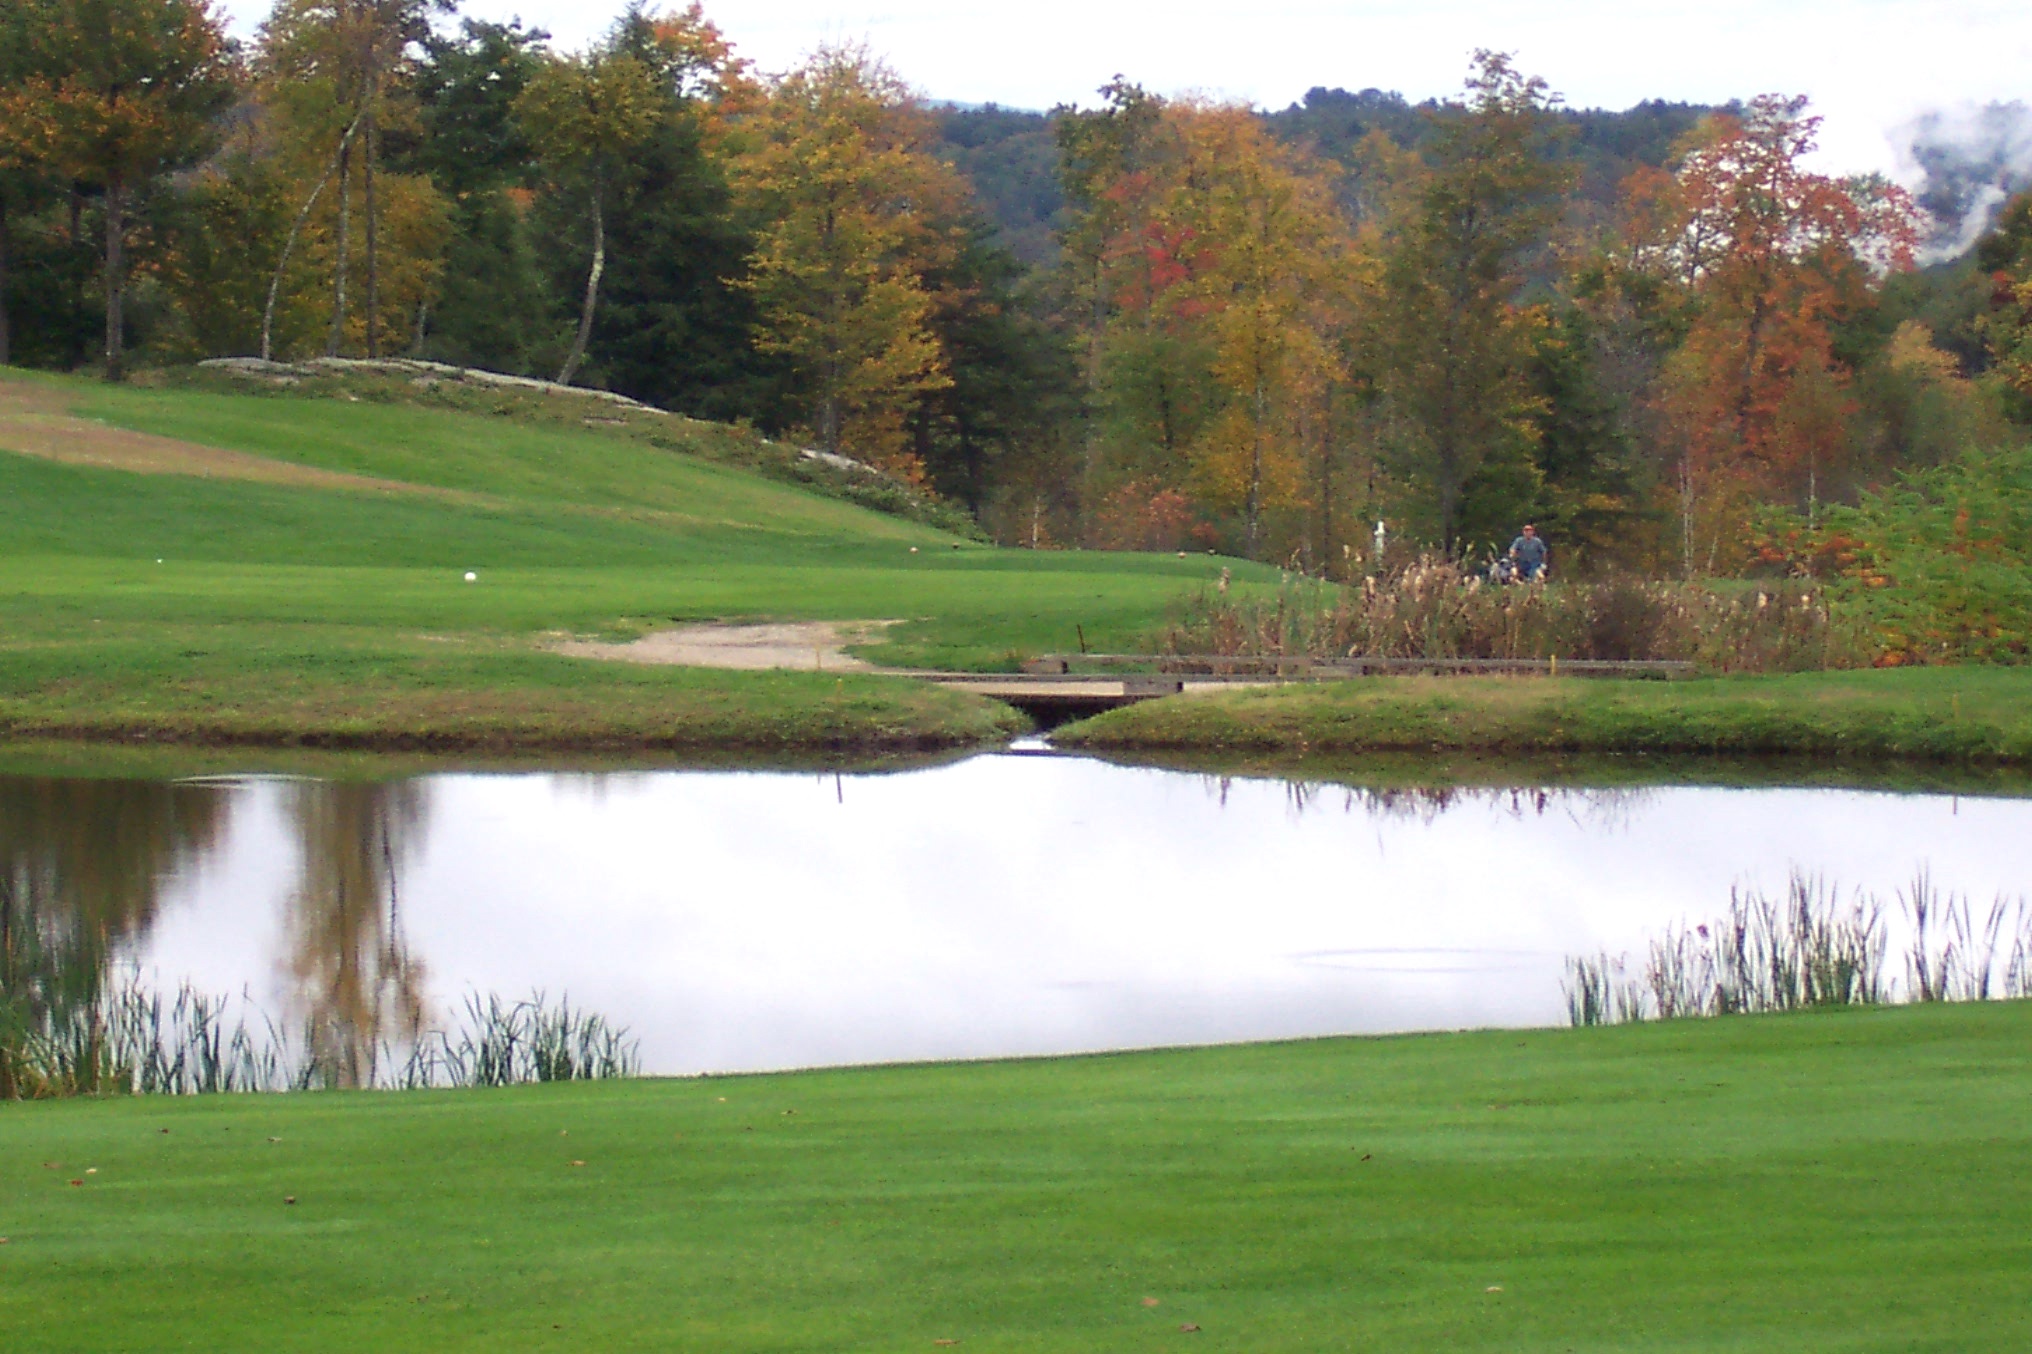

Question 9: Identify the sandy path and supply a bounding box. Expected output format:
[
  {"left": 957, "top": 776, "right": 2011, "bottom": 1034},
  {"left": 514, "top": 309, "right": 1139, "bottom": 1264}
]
[
  {"left": 550, "top": 621, "right": 899, "bottom": 672},
  {"left": 0, "top": 377, "right": 467, "bottom": 499}
]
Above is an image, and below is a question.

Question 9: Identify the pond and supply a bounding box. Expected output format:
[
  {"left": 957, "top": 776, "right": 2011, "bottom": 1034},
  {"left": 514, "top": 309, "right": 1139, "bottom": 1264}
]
[{"left": 5, "top": 746, "right": 2031, "bottom": 1077}]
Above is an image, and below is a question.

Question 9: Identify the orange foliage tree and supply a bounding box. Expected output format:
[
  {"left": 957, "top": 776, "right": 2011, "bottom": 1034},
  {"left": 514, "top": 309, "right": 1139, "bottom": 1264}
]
[
  {"left": 1056, "top": 89, "right": 1361, "bottom": 559},
  {"left": 1627, "top": 95, "right": 1919, "bottom": 572}
]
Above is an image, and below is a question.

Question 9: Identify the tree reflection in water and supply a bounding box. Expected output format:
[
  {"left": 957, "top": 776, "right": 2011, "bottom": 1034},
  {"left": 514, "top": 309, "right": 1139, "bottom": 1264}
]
[
  {"left": 0, "top": 778, "right": 231, "bottom": 1097},
  {"left": 281, "top": 781, "right": 431, "bottom": 1089},
  {"left": 1202, "top": 774, "right": 1654, "bottom": 828}
]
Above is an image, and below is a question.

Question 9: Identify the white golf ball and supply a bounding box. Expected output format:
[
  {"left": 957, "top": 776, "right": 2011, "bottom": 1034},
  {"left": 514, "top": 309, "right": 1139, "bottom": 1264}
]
[{"left": 464, "top": 571, "right": 478, "bottom": 582}]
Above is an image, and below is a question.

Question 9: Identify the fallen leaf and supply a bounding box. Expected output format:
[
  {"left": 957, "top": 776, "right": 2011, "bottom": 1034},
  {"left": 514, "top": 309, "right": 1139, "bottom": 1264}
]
[
  {"left": 267, "top": 1137, "right": 281, "bottom": 1144},
  {"left": 559, "top": 1130, "right": 569, "bottom": 1136},
  {"left": 1142, "top": 1297, "right": 1161, "bottom": 1307},
  {"left": 284, "top": 1196, "right": 297, "bottom": 1205},
  {"left": 85, "top": 1168, "right": 97, "bottom": 1175},
  {"left": 1485, "top": 1285, "right": 1503, "bottom": 1293},
  {"left": 1, "top": 1237, "right": 11, "bottom": 1244},
  {"left": 68, "top": 1180, "right": 83, "bottom": 1188},
  {"left": 41, "top": 1163, "right": 59, "bottom": 1170},
  {"left": 569, "top": 1160, "right": 586, "bottom": 1168},
  {"left": 1360, "top": 1153, "right": 1372, "bottom": 1161},
  {"left": 1180, "top": 1323, "right": 1201, "bottom": 1333},
  {"left": 933, "top": 1341, "right": 960, "bottom": 1347},
  {"left": 158, "top": 1128, "right": 170, "bottom": 1135}
]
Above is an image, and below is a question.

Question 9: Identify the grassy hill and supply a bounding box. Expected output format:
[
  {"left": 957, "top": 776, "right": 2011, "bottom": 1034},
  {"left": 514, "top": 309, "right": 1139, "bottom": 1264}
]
[
  {"left": 0, "top": 368, "right": 1252, "bottom": 753},
  {"left": 2, "top": 1001, "right": 2026, "bottom": 1351}
]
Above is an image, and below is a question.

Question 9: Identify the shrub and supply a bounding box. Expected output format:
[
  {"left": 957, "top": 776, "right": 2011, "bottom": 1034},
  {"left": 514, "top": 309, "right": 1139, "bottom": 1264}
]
[{"left": 1751, "top": 442, "right": 2032, "bottom": 666}]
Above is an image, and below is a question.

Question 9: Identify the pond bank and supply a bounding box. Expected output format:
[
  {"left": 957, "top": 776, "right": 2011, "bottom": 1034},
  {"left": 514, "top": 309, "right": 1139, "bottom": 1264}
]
[
  {"left": 0, "top": 640, "right": 1025, "bottom": 756},
  {"left": 1055, "top": 665, "right": 2032, "bottom": 763}
]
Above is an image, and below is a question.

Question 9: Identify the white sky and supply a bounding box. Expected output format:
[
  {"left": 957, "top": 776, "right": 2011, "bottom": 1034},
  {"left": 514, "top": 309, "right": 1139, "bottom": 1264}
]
[{"left": 218, "top": 0, "right": 2032, "bottom": 180}]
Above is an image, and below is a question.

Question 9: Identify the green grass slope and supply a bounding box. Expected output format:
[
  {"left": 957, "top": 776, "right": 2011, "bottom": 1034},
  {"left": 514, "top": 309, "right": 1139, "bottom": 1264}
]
[
  {"left": 3, "top": 1002, "right": 2027, "bottom": 1351},
  {"left": 0, "top": 371, "right": 1252, "bottom": 749}
]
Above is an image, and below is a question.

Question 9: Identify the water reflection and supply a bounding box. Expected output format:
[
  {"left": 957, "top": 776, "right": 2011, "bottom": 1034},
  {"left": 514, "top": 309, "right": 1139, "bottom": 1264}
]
[
  {"left": 0, "top": 777, "right": 229, "bottom": 1007},
  {"left": 281, "top": 782, "right": 430, "bottom": 1088},
  {"left": 1253, "top": 777, "right": 1655, "bottom": 828},
  {"left": 5, "top": 755, "right": 2031, "bottom": 1078}
]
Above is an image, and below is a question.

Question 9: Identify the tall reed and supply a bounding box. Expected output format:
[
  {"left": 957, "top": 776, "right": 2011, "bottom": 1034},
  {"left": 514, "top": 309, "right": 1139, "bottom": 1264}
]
[
  {"left": 0, "top": 974, "right": 641, "bottom": 1099},
  {"left": 1566, "top": 869, "right": 2032, "bottom": 1026}
]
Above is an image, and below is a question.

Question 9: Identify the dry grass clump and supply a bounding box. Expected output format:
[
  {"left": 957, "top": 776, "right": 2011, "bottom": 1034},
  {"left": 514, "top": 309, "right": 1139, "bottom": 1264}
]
[{"left": 1167, "top": 556, "right": 1863, "bottom": 673}]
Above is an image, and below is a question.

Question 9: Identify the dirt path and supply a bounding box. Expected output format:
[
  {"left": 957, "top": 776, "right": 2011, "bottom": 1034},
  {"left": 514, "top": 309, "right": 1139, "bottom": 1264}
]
[
  {"left": 0, "top": 376, "right": 464, "bottom": 499},
  {"left": 550, "top": 621, "right": 899, "bottom": 672}
]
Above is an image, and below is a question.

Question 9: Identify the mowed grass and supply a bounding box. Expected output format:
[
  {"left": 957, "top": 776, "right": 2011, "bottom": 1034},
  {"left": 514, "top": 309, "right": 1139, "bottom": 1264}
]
[
  {"left": 1061, "top": 665, "right": 2032, "bottom": 762},
  {"left": 3, "top": 1002, "right": 2027, "bottom": 1352},
  {"left": 0, "top": 371, "right": 1254, "bottom": 747}
]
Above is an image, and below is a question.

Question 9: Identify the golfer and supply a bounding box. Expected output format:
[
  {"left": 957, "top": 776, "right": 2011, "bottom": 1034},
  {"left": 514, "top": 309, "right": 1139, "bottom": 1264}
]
[{"left": 1508, "top": 524, "right": 1548, "bottom": 581}]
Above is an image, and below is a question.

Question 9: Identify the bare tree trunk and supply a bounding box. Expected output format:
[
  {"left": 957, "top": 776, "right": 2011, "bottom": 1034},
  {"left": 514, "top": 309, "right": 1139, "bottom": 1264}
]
[
  {"left": 262, "top": 112, "right": 365, "bottom": 362},
  {"left": 364, "top": 109, "right": 379, "bottom": 358},
  {"left": 327, "top": 142, "right": 352, "bottom": 357},
  {"left": 103, "top": 179, "right": 126, "bottom": 382},
  {"left": 1316, "top": 400, "right": 1334, "bottom": 579},
  {"left": 818, "top": 380, "right": 840, "bottom": 453},
  {"left": 0, "top": 195, "right": 12, "bottom": 368},
  {"left": 555, "top": 189, "right": 604, "bottom": 387},
  {"left": 1678, "top": 450, "right": 1695, "bottom": 580},
  {"left": 1244, "top": 376, "right": 1267, "bottom": 558}
]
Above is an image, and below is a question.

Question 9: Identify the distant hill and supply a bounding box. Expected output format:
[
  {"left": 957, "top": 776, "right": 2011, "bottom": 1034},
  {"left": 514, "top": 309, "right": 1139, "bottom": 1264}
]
[
  {"left": 930, "top": 104, "right": 1064, "bottom": 267},
  {"left": 931, "top": 93, "right": 1719, "bottom": 265},
  {"left": 1265, "top": 88, "right": 1715, "bottom": 210}
]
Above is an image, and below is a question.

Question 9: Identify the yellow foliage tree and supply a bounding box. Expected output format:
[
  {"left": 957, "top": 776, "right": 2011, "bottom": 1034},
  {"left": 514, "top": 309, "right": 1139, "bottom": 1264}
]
[{"left": 730, "top": 45, "right": 962, "bottom": 473}]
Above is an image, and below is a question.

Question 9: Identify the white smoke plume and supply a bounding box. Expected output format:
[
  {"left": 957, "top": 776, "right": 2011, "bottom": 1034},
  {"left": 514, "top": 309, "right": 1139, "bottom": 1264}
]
[{"left": 1894, "top": 102, "right": 2032, "bottom": 264}]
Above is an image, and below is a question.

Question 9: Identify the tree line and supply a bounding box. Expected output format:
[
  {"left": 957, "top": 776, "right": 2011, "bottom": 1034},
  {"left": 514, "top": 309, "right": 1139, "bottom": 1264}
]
[{"left": 2, "top": 0, "right": 2028, "bottom": 573}]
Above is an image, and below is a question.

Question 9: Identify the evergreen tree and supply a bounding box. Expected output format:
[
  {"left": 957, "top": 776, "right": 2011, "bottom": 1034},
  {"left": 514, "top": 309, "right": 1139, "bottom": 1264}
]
[
  {"left": 1368, "top": 52, "right": 1574, "bottom": 551},
  {"left": 405, "top": 18, "right": 560, "bottom": 374}
]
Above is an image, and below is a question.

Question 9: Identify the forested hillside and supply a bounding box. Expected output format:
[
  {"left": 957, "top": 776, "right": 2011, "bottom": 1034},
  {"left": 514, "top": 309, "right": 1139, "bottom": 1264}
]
[{"left": 3, "top": 0, "right": 2029, "bottom": 575}]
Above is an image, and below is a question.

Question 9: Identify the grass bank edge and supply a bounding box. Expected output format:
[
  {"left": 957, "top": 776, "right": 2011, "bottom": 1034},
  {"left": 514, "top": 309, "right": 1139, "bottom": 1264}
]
[
  {"left": 1057, "top": 666, "right": 2032, "bottom": 762},
  {"left": 0, "top": 663, "right": 1028, "bottom": 755}
]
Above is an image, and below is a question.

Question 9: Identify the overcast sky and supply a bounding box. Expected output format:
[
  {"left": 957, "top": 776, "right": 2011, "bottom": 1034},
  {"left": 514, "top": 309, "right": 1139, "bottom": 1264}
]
[{"left": 220, "top": 0, "right": 2030, "bottom": 180}]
